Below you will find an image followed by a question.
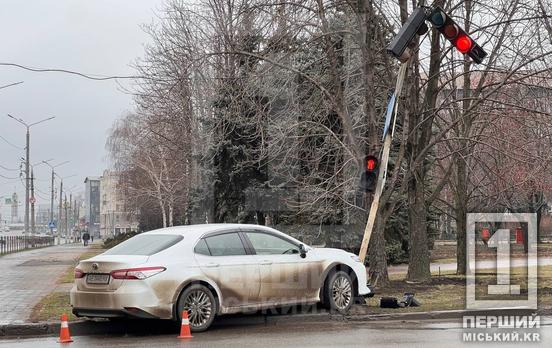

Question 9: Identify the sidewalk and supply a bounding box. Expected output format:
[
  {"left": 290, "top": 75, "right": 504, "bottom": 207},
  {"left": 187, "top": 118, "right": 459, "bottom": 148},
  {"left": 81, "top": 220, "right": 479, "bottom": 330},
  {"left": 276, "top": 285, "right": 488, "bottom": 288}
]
[
  {"left": 388, "top": 256, "right": 552, "bottom": 275},
  {"left": 0, "top": 242, "right": 92, "bottom": 325}
]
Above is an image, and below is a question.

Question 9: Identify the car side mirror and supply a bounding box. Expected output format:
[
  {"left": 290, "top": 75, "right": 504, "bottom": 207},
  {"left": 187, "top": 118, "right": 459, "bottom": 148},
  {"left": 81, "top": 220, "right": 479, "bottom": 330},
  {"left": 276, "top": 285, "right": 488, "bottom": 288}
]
[{"left": 299, "top": 244, "right": 307, "bottom": 258}]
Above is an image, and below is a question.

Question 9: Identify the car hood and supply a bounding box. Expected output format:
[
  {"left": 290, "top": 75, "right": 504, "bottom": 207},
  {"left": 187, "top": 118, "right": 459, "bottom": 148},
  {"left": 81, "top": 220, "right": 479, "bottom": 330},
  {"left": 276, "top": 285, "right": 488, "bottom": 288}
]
[{"left": 310, "top": 247, "right": 353, "bottom": 258}]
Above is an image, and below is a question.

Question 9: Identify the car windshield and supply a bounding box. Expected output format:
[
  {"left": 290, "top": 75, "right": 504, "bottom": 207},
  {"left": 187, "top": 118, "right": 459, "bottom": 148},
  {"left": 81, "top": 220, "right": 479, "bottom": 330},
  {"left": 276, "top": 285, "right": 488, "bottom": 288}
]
[{"left": 103, "top": 234, "right": 183, "bottom": 256}]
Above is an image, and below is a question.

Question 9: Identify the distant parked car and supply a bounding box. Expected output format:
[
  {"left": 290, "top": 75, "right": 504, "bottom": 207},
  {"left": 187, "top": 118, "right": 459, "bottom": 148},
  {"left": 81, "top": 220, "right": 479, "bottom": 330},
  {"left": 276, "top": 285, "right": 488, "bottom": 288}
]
[{"left": 70, "top": 224, "right": 372, "bottom": 331}]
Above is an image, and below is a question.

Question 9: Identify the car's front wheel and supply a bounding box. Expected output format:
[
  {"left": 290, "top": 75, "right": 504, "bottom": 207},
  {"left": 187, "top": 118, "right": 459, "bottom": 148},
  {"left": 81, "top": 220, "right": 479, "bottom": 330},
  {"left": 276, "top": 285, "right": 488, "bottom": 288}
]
[
  {"left": 323, "top": 270, "right": 354, "bottom": 314},
  {"left": 177, "top": 284, "right": 217, "bottom": 332}
]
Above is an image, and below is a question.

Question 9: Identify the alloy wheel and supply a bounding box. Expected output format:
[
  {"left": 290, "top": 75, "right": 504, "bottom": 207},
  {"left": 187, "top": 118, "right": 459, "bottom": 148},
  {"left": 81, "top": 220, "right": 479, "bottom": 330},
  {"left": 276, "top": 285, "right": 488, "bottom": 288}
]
[
  {"left": 182, "top": 290, "right": 213, "bottom": 327},
  {"left": 331, "top": 274, "right": 352, "bottom": 310}
]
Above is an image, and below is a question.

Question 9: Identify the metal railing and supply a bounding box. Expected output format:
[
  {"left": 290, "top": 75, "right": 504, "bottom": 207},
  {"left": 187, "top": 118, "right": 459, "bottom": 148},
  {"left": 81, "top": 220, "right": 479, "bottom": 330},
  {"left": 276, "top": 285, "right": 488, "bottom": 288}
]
[{"left": 0, "top": 235, "right": 55, "bottom": 255}]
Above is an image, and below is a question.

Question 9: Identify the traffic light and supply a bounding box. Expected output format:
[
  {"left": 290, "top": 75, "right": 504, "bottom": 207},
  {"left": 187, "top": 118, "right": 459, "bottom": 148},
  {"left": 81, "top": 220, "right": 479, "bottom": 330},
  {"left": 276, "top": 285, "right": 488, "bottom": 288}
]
[
  {"left": 387, "top": 7, "right": 429, "bottom": 62},
  {"left": 427, "top": 6, "right": 487, "bottom": 63},
  {"left": 359, "top": 155, "right": 379, "bottom": 193}
]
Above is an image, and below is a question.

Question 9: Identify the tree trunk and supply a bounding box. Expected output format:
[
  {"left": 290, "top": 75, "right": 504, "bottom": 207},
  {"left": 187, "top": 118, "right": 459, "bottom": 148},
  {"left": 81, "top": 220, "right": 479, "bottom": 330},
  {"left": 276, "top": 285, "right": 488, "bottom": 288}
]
[
  {"left": 455, "top": 161, "right": 467, "bottom": 275},
  {"left": 160, "top": 201, "right": 167, "bottom": 228},
  {"left": 368, "top": 213, "right": 389, "bottom": 287},
  {"left": 357, "top": 0, "right": 389, "bottom": 287},
  {"left": 456, "top": 9, "right": 473, "bottom": 274},
  {"left": 168, "top": 202, "right": 174, "bottom": 227},
  {"left": 406, "top": 172, "right": 431, "bottom": 282},
  {"left": 403, "top": 0, "right": 443, "bottom": 283}
]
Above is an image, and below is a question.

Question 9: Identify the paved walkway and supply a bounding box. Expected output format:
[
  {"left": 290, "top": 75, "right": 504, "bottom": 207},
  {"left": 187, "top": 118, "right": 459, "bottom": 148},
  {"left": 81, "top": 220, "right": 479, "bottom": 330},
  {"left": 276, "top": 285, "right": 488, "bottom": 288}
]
[
  {"left": 388, "top": 256, "right": 552, "bottom": 275},
  {"left": 0, "top": 243, "right": 93, "bottom": 325}
]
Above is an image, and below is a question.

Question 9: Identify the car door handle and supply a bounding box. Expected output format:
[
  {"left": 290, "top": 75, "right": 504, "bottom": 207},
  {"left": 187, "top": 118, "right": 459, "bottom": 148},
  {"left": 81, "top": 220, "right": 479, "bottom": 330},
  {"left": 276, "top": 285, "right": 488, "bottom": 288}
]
[
  {"left": 205, "top": 263, "right": 219, "bottom": 268},
  {"left": 260, "top": 260, "right": 273, "bottom": 265}
]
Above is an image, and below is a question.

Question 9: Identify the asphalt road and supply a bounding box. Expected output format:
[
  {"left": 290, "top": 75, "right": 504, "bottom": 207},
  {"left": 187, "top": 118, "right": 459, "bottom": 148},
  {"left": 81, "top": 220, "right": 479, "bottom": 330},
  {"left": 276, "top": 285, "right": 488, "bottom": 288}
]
[{"left": 1, "top": 318, "right": 551, "bottom": 347}]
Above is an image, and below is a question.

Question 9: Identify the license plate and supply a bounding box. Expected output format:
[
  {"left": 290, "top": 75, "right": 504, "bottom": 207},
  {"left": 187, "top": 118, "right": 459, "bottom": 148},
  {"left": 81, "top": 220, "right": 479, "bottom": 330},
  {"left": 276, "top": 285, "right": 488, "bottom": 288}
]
[{"left": 86, "top": 273, "right": 110, "bottom": 284}]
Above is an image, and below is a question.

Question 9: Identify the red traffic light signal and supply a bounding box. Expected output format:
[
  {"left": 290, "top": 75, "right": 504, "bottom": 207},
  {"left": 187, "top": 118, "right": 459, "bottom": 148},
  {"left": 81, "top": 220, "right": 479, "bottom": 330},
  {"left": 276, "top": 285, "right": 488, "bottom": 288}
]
[
  {"left": 366, "top": 156, "right": 378, "bottom": 171},
  {"left": 455, "top": 35, "right": 472, "bottom": 53},
  {"left": 427, "top": 6, "right": 487, "bottom": 64},
  {"left": 360, "top": 155, "right": 379, "bottom": 193}
]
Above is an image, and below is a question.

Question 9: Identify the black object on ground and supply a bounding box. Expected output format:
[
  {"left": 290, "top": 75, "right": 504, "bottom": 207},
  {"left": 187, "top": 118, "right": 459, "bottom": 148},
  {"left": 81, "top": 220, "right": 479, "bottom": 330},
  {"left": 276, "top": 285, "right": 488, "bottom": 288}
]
[
  {"left": 380, "top": 297, "right": 401, "bottom": 308},
  {"left": 380, "top": 293, "right": 421, "bottom": 308}
]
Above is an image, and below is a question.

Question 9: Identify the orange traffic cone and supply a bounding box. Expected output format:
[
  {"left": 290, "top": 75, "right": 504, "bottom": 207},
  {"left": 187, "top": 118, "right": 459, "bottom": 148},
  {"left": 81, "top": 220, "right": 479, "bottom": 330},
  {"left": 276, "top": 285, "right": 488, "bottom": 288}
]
[
  {"left": 57, "top": 313, "right": 73, "bottom": 343},
  {"left": 177, "top": 310, "right": 193, "bottom": 339}
]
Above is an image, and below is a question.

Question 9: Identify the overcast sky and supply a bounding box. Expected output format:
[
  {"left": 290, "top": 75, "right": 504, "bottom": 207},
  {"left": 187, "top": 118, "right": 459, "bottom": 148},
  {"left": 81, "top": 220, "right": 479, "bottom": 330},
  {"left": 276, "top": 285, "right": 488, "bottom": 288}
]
[{"left": 0, "top": 0, "right": 163, "bottom": 220}]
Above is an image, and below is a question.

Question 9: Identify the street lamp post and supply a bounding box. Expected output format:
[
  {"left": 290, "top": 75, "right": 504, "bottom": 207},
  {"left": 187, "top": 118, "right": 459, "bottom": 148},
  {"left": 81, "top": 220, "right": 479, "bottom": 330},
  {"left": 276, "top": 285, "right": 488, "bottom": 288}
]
[
  {"left": 43, "top": 160, "right": 69, "bottom": 236},
  {"left": 29, "top": 159, "right": 53, "bottom": 235},
  {"left": 6, "top": 114, "right": 55, "bottom": 234},
  {"left": 59, "top": 179, "right": 63, "bottom": 243},
  {"left": 55, "top": 173, "right": 76, "bottom": 244},
  {"left": 30, "top": 169, "right": 35, "bottom": 234}
]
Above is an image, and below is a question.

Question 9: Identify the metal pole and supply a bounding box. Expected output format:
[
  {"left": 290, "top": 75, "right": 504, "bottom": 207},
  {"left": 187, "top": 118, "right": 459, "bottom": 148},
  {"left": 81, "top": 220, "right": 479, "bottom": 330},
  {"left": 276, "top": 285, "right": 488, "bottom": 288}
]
[
  {"left": 30, "top": 169, "right": 35, "bottom": 234},
  {"left": 359, "top": 62, "right": 408, "bottom": 263},
  {"left": 58, "top": 180, "right": 63, "bottom": 244},
  {"left": 24, "top": 127, "right": 30, "bottom": 234},
  {"left": 64, "top": 194, "right": 68, "bottom": 244},
  {"left": 69, "top": 193, "right": 72, "bottom": 242},
  {"left": 6, "top": 115, "right": 54, "bottom": 234},
  {"left": 50, "top": 169, "right": 54, "bottom": 235}
]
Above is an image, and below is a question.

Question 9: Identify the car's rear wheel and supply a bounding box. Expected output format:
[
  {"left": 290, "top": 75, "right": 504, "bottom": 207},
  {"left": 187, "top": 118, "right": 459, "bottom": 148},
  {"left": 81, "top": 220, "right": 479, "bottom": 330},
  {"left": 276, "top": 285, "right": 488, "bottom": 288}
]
[
  {"left": 323, "top": 270, "right": 354, "bottom": 314},
  {"left": 177, "top": 284, "right": 217, "bottom": 332}
]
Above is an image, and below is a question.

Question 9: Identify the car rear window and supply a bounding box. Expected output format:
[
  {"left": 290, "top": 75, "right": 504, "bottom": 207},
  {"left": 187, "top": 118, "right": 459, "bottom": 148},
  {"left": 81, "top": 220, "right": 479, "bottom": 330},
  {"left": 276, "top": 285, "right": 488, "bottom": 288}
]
[{"left": 104, "top": 234, "right": 183, "bottom": 256}]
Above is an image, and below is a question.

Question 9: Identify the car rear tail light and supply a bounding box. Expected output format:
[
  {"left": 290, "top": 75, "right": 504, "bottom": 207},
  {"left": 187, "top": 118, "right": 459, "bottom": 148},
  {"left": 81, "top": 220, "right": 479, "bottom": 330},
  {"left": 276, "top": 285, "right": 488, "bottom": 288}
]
[
  {"left": 110, "top": 267, "right": 166, "bottom": 280},
  {"left": 74, "top": 268, "right": 85, "bottom": 279}
]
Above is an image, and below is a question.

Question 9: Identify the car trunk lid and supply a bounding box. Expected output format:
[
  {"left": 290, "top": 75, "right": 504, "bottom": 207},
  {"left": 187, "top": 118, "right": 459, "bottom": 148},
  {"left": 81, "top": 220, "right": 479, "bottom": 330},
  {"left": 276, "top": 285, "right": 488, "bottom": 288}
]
[{"left": 76, "top": 255, "right": 149, "bottom": 291}]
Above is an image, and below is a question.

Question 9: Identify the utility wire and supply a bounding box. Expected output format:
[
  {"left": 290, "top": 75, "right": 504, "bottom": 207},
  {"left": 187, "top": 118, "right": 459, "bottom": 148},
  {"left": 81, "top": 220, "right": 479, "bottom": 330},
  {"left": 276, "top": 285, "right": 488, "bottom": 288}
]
[
  {"left": 0, "top": 63, "right": 140, "bottom": 81},
  {"left": 33, "top": 189, "right": 50, "bottom": 201},
  {"left": 0, "top": 134, "right": 23, "bottom": 150},
  {"left": 0, "top": 81, "right": 23, "bottom": 90},
  {"left": 0, "top": 178, "right": 21, "bottom": 185},
  {"left": 0, "top": 173, "right": 20, "bottom": 180},
  {"left": 0, "top": 163, "right": 19, "bottom": 172}
]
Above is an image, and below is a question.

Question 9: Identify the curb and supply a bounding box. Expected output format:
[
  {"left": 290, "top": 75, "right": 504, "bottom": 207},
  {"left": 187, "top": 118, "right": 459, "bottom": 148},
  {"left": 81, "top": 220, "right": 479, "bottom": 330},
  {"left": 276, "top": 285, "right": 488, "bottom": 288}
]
[
  {"left": 345, "top": 307, "right": 543, "bottom": 322},
  {"left": 1, "top": 307, "right": 547, "bottom": 338}
]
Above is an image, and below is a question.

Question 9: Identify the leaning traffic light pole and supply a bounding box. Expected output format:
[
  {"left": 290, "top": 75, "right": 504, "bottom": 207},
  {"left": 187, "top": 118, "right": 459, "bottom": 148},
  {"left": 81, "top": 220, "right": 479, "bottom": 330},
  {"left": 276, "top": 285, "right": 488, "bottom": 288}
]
[
  {"left": 358, "top": 63, "right": 408, "bottom": 263},
  {"left": 358, "top": 5, "right": 487, "bottom": 264}
]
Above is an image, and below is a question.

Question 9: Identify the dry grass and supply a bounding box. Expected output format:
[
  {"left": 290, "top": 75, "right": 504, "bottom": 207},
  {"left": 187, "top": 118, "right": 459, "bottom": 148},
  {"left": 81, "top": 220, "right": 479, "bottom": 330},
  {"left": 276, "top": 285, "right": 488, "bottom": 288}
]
[
  {"left": 29, "top": 291, "right": 76, "bottom": 322},
  {"left": 369, "top": 265, "right": 552, "bottom": 314}
]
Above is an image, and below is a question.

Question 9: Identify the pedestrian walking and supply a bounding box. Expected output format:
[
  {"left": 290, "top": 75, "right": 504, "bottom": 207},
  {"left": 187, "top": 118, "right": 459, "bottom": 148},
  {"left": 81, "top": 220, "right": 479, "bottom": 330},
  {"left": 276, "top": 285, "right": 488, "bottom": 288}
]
[{"left": 82, "top": 232, "right": 90, "bottom": 246}]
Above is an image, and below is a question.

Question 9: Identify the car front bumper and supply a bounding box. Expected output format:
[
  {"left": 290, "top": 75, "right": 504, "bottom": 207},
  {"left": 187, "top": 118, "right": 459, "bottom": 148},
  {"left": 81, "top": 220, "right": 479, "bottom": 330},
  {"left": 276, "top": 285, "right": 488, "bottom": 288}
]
[{"left": 363, "top": 285, "right": 375, "bottom": 298}]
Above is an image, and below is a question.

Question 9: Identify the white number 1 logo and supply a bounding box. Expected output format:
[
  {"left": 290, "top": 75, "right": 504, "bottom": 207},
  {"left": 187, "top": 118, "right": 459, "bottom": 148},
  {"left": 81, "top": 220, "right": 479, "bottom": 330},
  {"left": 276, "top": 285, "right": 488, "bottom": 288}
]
[{"left": 487, "top": 229, "right": 520, "bottom": 295}]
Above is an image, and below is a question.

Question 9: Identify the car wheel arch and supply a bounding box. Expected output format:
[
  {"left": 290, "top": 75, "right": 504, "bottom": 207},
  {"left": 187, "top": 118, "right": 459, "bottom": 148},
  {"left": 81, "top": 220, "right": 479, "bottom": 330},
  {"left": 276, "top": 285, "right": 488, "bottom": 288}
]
[
  {"left": 319, "top": 263, "right": 359, "bottom": 303},
  {"left": 172, "top": 279, "right": 221, "bottom": 319}
]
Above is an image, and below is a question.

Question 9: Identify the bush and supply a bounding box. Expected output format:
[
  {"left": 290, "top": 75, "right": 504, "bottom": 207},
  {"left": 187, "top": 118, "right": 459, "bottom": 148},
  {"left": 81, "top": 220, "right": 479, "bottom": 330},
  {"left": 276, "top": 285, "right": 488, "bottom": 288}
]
[
  {"left": 385, "top": 239, "right": 408, "bottom": 264},
  {"left": 102, "top": 231, "right": 140, "bottom": 249}
]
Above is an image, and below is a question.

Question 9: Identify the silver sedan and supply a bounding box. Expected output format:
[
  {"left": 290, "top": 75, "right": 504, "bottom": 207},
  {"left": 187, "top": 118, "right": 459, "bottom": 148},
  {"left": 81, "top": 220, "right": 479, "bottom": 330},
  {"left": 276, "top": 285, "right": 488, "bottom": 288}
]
[{"left": 70, "top": 224, "right": 372, "bottom": 331}]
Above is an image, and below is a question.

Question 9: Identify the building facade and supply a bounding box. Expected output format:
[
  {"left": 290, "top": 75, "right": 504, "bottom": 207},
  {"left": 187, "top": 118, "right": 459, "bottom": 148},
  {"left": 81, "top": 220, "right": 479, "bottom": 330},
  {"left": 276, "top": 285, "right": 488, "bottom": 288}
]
[
  {"left": 84, "top": 177, "right": 101, "bottom": 238},
  {"left": 35, "top": 203, "right": 51, "bottom": 233},
  {"left": 99, "top": 170, "right": 138, "bottom": 238},
  {"left": 10, "top": 192, "right": 18, "bottom": 223}
]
